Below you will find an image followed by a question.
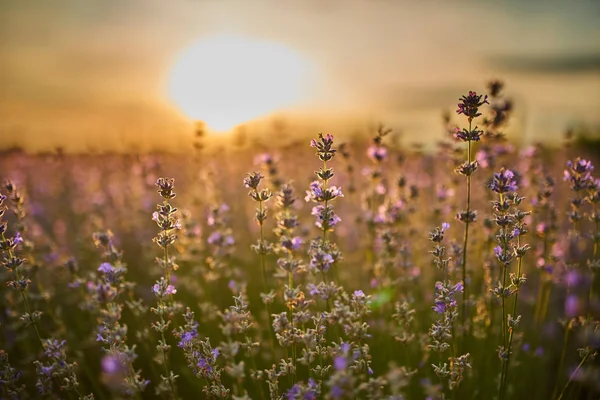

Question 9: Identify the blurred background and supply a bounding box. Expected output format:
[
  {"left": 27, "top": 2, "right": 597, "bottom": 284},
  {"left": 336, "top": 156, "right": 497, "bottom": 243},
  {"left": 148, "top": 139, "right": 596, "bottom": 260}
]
[{"left": 0, "top": 0, "right": 599, "bottom": 153}]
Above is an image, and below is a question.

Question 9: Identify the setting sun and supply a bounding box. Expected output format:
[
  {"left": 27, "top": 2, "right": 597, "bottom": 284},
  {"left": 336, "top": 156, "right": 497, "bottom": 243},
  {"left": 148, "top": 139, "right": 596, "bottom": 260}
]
[{"left": 167, "top": 34, "right": 314, "bottom": 132}]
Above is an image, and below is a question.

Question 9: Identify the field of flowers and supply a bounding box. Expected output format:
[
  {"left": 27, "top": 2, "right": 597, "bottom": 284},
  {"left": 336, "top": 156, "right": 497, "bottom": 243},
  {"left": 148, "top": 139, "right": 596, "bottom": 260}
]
[{"left": 1, "top": 83, "right": 599, "bottom": 399}]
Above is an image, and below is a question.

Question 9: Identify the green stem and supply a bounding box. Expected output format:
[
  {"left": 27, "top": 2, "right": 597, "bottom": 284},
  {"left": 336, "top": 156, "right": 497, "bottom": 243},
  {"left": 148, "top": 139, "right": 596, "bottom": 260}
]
[
  {"left": 551, "top": 323, "right": 571, "bottom": 399},
  {"left": 500, "top": 238, "right": 523, "bottom": 400},
  {"left": 460, "top": 122, "right": 473, "bottom": 349},
  {"left": 557, "top": 352, "right": 591, "bottom": 400}
]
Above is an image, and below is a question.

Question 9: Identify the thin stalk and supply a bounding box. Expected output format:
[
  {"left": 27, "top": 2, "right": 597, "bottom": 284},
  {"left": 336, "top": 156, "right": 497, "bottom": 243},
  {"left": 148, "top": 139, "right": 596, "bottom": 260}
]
[
  {"left": 499, "top": 237, "right": 523, "bottom": 400},
  {"left": 289, "top": 271, "right": 297, "bottom": 383},
  {"left": 460, "top": 120, "right": 473, "bottom": 346},
  {"left": 557, "top": 351, "right": 591, "bottom": 400},
  {"left": 551, "top": 322, "right": 571, "bottom": 399},
  {"left": 159, "top": 219, "right": 177, "bottom": 398},
  {"left": 259, "top": 198, "right": 268, "bottom": 292}
]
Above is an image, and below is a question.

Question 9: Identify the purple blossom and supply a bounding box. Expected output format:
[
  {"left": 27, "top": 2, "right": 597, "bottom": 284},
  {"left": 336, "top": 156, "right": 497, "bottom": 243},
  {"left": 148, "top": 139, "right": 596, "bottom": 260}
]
[
  {"left": 13, "top": 233, "right": 24, "bottom": 245},
  {"left": 367, "top": 145, "right": 387, "bottom": 162},
  {"left": 305, "top": 181, "right": 323, "bottom": 202},
  {"left": 494, "top": 246, "right": 503, "bottom": 258},
  {"left": 97, "top": 263, "right": 113, "bottom": 274},
  {"left": 453, "top": 282, "right": 464, "bottom": 293},
  {"left": 307, "top": 283, "right": 320, "bottom": 296},
  {"left": 178, "top": 330, "right": 198, "bottom": 348},
  {"left": 565, "top": 294, "right": 580, "bottom": 318},
  {"left": 489, "top": 168, "right": 518, "bottom": 194},
  {"left": 433, "top": 301, "right": 446, "bottom": 314},
  {"left": 309, "top": 250, "right": 335, "bottom": 272},
  {"left": 456, "top": 91, "right": 489, "bottom": 119},
  {"left": 333, "top": 355, "right": 347, "bottom": 371},
  {"left": 101, "top": 355, "right": 125, "bottom": 375}
]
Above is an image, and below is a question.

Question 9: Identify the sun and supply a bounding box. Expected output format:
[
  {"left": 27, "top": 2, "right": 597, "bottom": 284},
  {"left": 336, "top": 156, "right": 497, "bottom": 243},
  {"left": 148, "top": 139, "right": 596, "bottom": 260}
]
[{"left": 167, "top": 34, "right": 314, "bottom": 132}]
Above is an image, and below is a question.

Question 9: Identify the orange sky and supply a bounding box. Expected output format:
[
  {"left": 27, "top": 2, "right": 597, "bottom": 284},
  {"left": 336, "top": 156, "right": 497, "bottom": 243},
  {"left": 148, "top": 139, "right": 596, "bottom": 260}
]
[{"left": 0, "top": 0, "right": 599, "bottom": 152}]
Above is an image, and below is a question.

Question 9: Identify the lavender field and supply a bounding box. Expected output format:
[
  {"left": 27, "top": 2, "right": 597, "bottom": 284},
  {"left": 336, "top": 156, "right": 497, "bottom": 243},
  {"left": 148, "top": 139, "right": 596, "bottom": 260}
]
[{"left": 1, "top": 86, "right": 599, "bottom": 400}]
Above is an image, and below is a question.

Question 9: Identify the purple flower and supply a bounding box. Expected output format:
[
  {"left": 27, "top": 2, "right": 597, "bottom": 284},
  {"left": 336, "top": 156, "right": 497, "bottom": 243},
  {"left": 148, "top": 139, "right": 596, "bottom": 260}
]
[
  {"left": 367, "top": 145, "right": 387, "bottom": 162},
  {"left": 165, "top": 285, "right": 176, "bottom": 295},
  {"left": 178, "top": 330, "right": 198, "bottom": 348},
  {"left": 207, "top": 231, "right": 221, "bottom": 245},
  {"left": 565, "top": 294, "right": 580, "bottom": 317},
  {"left": 441, "top": 222, "right": 450, "bottom": 232},
  {"left": 211, "top": 348, "right": 219, "bottom": 360},
  {"left": 433, "top": 301, "right": 446, "bottom": 314},
  {"left": 13, "top": 233, "right": 24, "bottom": 245},
  {"left": 305, "top": 181, "right": 324, "bottom": 202},
  {"left": 494, "top": 246, "right": 503, "bottom": 258},
  {"left": 353, "top": 290, "right": 365, "bottom": 298},
  {"left": 489, "top": 168, "right": 518, "bottom": 194},
  {"left": 97, "top": 263, "right": 113, "bottom": 274},
  {"left": 330, "top": 384, "right": 343, "bottom": 399},
  {"left": 287, "top": 384, "right": 301, "bottom": 400},
  {"left": 456, "top": 91, "right": 489, "bottom": 119},
  {"left": 309, "top": 251, "right": 334, "bottom": 272},
  {"left": 101, "top": 355, "right": 125, "bottom": 375},
  {"left": 307, "top": 283, "right": 320, "bottom": 296},
  {"left": 311, "top": 205, "right": 341, "bottom": 230},
  {"left": 333, "top": 355, "right": 347, "bottom": 371},
  {"left": 152, "top": 284, "right": 160, "bottom": 295},
  {"left": 289, "top": 236, "right": 303, "bottom": 250},
  {"left": 453, "top": 282, "right": 464, "bottom": 293}
]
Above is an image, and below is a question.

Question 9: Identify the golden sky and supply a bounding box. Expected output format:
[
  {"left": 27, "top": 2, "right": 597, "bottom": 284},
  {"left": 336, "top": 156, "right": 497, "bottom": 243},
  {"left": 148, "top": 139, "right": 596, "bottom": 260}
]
[{"left": 0, "top": 0, "right": 599, "bottom": 152}]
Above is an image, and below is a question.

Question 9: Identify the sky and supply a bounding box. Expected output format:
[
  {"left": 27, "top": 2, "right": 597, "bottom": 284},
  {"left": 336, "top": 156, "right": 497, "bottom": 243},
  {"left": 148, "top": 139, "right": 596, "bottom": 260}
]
[{"left": 0, "top": 0, "right": 599, "bottom": 152}]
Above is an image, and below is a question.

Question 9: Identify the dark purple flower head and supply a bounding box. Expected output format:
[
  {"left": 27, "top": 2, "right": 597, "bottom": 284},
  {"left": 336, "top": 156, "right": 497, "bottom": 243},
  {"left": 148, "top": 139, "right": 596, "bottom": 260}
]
[
  {"left": 310, "top": 133, "right": 336, "bottom": 162},
  {"left": 489, "top": 168, "right": 518, "bottom": 194},
  {"left": 156, "top": 177, "right": 176, "bottom": 200},
  {"left": 564, "top": 158, "right": 595, "bottom": 191},
  {"left": 243, "top": 172, "right": 264, "bottom": 190},
  {"left": 456, "top": 91, "right": 489, "bottom": 119}
]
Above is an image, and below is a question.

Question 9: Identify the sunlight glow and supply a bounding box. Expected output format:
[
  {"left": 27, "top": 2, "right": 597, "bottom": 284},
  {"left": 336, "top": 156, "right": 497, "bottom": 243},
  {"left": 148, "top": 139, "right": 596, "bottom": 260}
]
[{"left": 167, "top": 34, "right": 314, "bottom": 132}]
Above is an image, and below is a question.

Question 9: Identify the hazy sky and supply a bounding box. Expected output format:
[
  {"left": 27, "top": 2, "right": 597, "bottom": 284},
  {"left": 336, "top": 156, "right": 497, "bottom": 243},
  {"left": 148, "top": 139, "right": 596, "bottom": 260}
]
[{"left": 0, "top": 0, "right": 599, "bottom": 152}]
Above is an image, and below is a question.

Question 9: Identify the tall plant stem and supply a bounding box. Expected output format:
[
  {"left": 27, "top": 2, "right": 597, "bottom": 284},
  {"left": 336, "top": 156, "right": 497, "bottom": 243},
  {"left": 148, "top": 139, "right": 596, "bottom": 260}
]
[
  {"left": 460, "top": 119, "right": 473, "bottom": 347},
  {"left": 499, "top": 238, "right": 523, "bottom": 400},
  {"left": 557, "top": 351, "right": 591, "bottom": 400}
]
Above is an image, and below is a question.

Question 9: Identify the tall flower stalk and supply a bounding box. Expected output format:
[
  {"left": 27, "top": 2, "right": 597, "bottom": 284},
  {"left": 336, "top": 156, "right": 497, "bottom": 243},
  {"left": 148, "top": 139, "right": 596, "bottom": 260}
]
[
  {"left": 150, "top": 177, "right": 181, "bottom": 398},
  {"left": 273, "top": 184, "right": 304, "bottom": 383},
  {"left": 92, "top": 231, "right": 149, "bottom": 398},
  {"left": 488, "top": 169, "right": 529, "bottom": 400},
  {"left": 244, "top": 172, "right": 273, "bottom": 291},
  {"left": 428, "top": 222, "right": 471, "bottom": 397},
  {"left": 306, "top": 133, "right": 343, "bottom": 285},
  {"left": 455, "top": 91, "right": 488, "bottom": 342}
]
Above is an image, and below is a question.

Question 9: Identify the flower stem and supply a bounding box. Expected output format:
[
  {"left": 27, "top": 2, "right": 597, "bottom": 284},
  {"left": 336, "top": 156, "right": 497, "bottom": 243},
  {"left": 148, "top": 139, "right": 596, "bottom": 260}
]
[{"left": 460, "top": 120, "right": 473, "bottom": 348}]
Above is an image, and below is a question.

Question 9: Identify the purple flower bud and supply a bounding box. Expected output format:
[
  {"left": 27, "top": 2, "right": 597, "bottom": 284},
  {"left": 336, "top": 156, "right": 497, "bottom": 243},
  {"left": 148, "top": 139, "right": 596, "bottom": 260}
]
[{"left": 97, "top": 263, "right": 113, "bottom": 274}]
